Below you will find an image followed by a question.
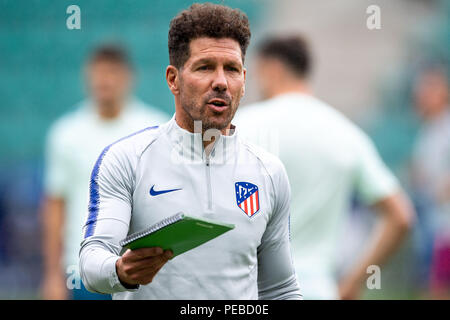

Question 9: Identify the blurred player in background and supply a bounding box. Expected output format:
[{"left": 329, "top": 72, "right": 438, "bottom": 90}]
[
  {"left": 40, "top": 45, "right": 169, "bottom": 299},
  {"left": 235, "top": 35, "right": 415, "bottom": 299},
  {"left": 411, "top": 65, "right": 450, "bottom": 299}
]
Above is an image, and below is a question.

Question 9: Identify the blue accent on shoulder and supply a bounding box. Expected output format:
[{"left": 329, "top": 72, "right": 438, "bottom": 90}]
[
  {"left": 149, "top": 185, "right": 182, "bottom": 196},
  {"left": 84, "top": 125, "right": 159, "bottom": 239}
]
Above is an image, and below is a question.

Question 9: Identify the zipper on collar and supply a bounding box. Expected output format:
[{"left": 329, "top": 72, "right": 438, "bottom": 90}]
[
  {"left": 204, "top": 137, "right": 219, "bottom": 213},
  {"left": 204, "top": 135, "right": 223, "bottom": 213},
  {"left": 205, "top": 155, "right": 213, "bottom": 212}
]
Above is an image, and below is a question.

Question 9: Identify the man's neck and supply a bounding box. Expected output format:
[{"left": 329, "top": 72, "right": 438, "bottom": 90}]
[
  {"left": 266, "top": 81, "right": 310, "bottom": 100},
  {"left": 96, "top": 100, "right": 124, "bottom": 120},
  {"left": 424, "top": 105, "right": 450, "bottom": 123}
]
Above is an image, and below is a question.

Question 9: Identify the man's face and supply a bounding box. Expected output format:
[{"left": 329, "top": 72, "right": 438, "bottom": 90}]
[
  {"left": 175, "top": 37, "right": 246, "bottom": 132},
  {"left": 413, "top": 70, "right": 449, "bottom": 119},
  {"left": 87, "top": 60, "right": 131, "bottom": 106}
]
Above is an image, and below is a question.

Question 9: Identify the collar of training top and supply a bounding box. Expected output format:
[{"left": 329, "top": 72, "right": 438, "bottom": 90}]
[{"left": 163, "top": 114, "right": 239, "bottom": 164}]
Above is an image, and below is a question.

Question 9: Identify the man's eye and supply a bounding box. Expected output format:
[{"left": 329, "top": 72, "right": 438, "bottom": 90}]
[
  {"left": 197, "top": 65, "right": 209, "bottom": 71},
  {"left": 226, "top": 66, "right": 240, "bottom": 72}
]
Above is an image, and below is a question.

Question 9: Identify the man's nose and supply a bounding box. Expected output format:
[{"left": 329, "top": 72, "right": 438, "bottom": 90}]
[{"left": 211, "top": 68, "right": 228, "bottom": 92}]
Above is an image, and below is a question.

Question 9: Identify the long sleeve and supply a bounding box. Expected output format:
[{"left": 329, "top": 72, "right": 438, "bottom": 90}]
[
  {"left": 257, "top": 163, "right": 302, "bottom": 300},
  {"left": 79, "top": 141, "right": 137, "bottom": 294}
]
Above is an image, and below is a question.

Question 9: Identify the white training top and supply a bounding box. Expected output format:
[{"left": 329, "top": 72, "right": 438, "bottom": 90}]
[
  {"left": 234, "top": 93, "right": 399, "bottom": 299},
  {"left": 79, "top": 116, "right": 302, "bottom": 300},
  {"left": 44, "top": 98, "right": 169, "bottom": 271}
]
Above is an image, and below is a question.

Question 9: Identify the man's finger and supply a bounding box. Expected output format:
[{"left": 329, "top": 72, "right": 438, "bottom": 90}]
[
  {"left": 134, "top": 260, "right": 170, "bottom": 284},
  {"left": 164, "top": 250, "right": 174, "bottom": 259},
  {"left": 123, "top": 247, "right": 164, "bottom": 261},
  {"left": 128, "top": 252, "right": 171, "bottom": 273}
]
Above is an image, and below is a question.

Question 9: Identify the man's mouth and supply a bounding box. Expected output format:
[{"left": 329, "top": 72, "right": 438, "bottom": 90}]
[{"left": 206, "top": 98, "right": 229, "bottom": 111}]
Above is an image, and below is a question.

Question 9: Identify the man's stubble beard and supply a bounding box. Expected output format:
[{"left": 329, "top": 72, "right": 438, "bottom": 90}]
[{"left": 179, "top": 88, "right": 242, "bottom": 133}]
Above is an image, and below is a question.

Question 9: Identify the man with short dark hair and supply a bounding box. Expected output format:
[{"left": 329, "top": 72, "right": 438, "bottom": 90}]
[
  {"left": 79, "top": 3, "right": 301, "bottom": 300},
  {"left": 235, "top": 35, "right": 415, "bottom": 299},
  {"left": 42, "top": 45, "right": 168, "bottom": 299}
]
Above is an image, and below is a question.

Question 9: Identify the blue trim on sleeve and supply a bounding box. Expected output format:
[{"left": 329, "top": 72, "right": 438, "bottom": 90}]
[{"left": 83, "top": 125, "right": 159, "bottom": 239}]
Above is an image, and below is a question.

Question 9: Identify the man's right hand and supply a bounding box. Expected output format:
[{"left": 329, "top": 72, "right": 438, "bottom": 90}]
[{"left": 115, "top": 247, "right": 173, "bottom": 287}]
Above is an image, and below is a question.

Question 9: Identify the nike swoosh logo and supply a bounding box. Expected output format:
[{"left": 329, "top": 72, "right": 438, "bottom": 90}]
[{"left": 149, "top": 185, "right": 182, "bottom": 196}]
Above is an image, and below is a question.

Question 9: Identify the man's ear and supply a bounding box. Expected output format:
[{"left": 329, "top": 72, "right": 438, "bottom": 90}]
[
  {"left": 166, "top": 65, "right": 180, "bottom": 95},
  {"left": 241, "top": 67, "right": 247, "bottom": 97},
  {"left": 124, "top": 67, "right": 134, "bottom": 90}
]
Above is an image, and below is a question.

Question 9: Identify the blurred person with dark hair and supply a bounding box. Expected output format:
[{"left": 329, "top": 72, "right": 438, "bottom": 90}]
[
  {"left": 79, "top": 3, "right": 301, "bottom": 300},
  {"left": 41, "top": 45, "right": 169, "bottom": 300},
  {"left": 235, "top": 35, "right": 415, "bottom": 299},
  {"left": 411, "top": 66, "right": 450, "bottom": 299}
]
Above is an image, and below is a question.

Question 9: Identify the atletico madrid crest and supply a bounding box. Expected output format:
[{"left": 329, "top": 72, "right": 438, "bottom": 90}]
[{"left": 235, "top": 182, "right": 260, "bottom": 217}]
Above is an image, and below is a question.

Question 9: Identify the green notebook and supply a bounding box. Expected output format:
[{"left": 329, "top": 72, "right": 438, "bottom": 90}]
[{"left": 119, "top": 212, "right": 235, "bottom": 258}]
